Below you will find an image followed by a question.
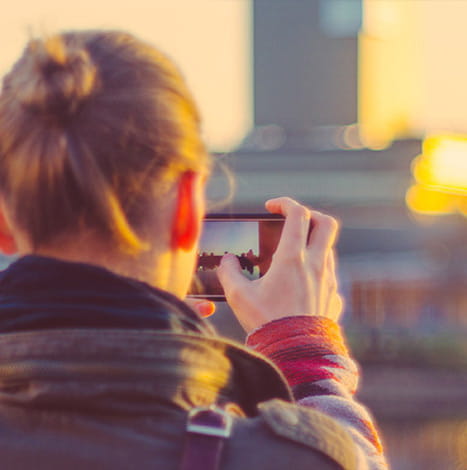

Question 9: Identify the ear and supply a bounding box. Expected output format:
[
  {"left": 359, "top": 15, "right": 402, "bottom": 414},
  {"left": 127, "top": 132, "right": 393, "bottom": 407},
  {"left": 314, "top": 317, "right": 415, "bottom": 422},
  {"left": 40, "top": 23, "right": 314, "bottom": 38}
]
[
  {"left": 0, "top": 207, "right": 17, "bottom": 255},
  {"left": 171, "top": 171, "right": 204, "bottom": 252}
]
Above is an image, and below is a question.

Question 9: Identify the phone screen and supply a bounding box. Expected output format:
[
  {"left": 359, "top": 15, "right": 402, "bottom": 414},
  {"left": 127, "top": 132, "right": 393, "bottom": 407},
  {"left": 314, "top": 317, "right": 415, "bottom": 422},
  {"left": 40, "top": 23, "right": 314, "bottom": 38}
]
[{"left": 188, "top": 214, "right": 285, "bottom": 300}]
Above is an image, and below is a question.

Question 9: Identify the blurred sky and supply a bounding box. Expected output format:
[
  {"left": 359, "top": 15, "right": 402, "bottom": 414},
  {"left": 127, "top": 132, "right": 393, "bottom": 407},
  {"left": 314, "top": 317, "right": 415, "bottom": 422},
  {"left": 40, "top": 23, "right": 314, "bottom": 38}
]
[
  {"left": 199, "top": 221, "right": 258, "bottom": 255},
  {"left": 0, "top": 0, "right": 252, "bottom": 151}
]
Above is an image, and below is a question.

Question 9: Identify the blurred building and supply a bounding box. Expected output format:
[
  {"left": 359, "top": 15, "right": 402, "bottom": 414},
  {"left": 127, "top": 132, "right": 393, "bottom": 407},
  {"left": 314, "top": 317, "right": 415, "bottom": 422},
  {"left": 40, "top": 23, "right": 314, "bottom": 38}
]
[
  {"left": 209, "top": 0, "right": 467, "bottom": 337},
  {"left": 253, "top": 0, "right": 360, "bottom": 135}
]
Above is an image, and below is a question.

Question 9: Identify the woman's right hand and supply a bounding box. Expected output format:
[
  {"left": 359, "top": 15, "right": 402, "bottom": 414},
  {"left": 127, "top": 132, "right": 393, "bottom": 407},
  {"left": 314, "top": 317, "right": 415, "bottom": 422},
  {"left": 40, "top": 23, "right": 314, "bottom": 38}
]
[{"left": 217, "top": 197, "right": 343, "bottom": 334}]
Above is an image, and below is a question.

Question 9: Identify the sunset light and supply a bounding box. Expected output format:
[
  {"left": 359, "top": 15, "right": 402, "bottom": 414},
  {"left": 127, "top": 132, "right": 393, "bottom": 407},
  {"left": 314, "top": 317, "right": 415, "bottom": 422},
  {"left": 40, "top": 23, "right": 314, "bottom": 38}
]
[
  {"left": 406, "top": 135, "right": 467, "bottom": 215},
  {"left": 360, "top": 1, "right": 467, "bottom": 149},
  {"left": 414, "top": 136, "right": 467, "bottom": 196},
  {"left": 0, "top": 0, "right": 252, "bottom": 151}
]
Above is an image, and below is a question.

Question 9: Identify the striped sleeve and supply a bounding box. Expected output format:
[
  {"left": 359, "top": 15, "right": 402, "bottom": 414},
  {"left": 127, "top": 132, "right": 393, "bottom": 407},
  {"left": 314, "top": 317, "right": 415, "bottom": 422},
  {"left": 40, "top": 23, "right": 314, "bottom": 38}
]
[{"left": 246, "top": 316, "right": 388, "bottom": 470}]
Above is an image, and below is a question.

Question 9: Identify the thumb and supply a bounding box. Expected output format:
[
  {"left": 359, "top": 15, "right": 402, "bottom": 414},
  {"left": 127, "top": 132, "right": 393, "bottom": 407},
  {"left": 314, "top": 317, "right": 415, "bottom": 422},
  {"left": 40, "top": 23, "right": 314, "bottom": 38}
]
[{"left": 217, "top": 253, "right": 250, "bottom": 296}]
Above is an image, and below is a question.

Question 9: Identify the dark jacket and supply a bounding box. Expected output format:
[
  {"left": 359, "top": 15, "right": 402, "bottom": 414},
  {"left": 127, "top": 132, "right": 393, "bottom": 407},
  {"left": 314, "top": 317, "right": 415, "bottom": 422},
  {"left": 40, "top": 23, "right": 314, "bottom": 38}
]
[{"left": 0, "top": 256, "right": 358, "bottom": 469}]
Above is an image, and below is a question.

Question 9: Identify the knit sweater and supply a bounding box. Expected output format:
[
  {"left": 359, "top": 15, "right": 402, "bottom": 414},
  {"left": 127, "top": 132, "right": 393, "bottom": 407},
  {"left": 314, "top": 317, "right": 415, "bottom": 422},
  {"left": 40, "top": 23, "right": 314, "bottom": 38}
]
[{"left": 247, "top": 316, "right": 388, "bottom": 470}]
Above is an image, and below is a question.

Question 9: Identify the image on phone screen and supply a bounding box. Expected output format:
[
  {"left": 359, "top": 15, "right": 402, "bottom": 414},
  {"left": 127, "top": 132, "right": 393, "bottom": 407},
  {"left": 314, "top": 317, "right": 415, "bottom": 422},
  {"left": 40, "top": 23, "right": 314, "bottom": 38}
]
[{"left": 188, "top": 215, "right": 284, "bottom": 300}]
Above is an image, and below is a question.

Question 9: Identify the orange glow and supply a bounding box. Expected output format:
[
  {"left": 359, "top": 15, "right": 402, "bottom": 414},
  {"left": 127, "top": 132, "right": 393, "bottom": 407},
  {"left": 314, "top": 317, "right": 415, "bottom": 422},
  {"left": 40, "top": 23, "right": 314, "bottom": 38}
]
[
  {"left": 414, "top": 136, "right": 467, "bottom": 195},
  {"left": 406, "top": 135, "right": 467, "bottom": 215},
  {"left": 406, "top": 185, "right": 457, "bottom": 215},
  {"left": 360, "top": 1, "right": 467, "bottom": 148},
  {"left": 359, "top": 1, "right": 419, "bottom": 149}
]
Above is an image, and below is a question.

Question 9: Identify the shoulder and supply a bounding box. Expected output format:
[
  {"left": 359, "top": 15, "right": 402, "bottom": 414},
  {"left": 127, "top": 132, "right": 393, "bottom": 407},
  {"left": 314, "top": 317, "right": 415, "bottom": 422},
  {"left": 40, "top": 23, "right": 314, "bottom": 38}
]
[
  {"left": 258, "top": 399, "right": 359, "bottom": 468},
  {"left": 224, "top": 399, "right": 359, "bottom": 470}
]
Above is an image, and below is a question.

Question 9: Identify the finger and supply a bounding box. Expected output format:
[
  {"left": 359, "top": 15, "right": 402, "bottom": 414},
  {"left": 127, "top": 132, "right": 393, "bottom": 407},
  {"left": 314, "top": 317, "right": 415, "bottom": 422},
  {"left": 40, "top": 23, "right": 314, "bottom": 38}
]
[
  {"left": 329, "top": 293, "right": 344, "bottom": 322},
  {"left": 265, "top": 197, "right": 311, "bottom": 255},
  {"left": 326, "top": 250, "right": 338, "bottom": 289},
  {"left": 185, "top": 298, "right": 216, "bottom": 318},
  {"left": 327, "top": 250, "right": 341, "bottom": 302},
  {"left": 307, "top": 211, "right": 339, "bottom": 264},
  {"left": 217, "top": 253, "right": 250, "bottom": 297},
  {"left": 327, "top": 249, "right": 338, "bottom": 275},
  {"left": 323, "top": 250, "right": 342, "bottom": 321}
]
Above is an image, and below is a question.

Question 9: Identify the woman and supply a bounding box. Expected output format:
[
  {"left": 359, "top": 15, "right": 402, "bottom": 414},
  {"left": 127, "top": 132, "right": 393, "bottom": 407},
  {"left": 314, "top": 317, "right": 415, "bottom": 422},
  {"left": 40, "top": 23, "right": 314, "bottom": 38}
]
[{"left": 0, "top": 31, "right": 387, "bottom": 469}]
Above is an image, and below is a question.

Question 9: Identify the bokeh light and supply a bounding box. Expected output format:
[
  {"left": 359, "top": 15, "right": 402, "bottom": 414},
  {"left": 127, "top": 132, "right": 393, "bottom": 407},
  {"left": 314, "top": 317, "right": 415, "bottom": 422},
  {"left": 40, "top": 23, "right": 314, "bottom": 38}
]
[{"left": 407, "top": 135, "right": 467, "bottom": 215}]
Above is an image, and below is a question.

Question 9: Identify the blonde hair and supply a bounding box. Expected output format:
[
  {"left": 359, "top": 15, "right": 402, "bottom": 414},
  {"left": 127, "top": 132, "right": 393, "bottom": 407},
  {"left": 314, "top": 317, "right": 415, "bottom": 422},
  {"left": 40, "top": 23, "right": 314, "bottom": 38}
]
[{"left": 0, "top": 30, "right": 209, "bottom": 253}]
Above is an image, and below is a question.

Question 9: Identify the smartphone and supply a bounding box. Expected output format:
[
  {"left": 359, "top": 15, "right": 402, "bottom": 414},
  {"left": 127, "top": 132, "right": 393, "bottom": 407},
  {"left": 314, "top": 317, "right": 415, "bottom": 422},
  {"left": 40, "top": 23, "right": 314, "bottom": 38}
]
[{"left": 188, "top": 214, "right": 285, "bottom": 301}]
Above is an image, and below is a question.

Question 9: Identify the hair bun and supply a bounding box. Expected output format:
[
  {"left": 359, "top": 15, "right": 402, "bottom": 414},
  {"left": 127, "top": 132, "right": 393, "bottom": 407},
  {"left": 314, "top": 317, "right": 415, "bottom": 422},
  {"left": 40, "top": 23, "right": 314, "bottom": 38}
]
[{"left": 6, "top": 35, "right": 98, "bottom": 122}]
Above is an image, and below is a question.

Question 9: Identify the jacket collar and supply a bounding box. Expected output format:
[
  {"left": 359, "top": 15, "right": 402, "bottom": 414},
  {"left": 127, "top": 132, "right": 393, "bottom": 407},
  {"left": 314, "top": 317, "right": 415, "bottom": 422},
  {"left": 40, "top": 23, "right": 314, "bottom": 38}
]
[
  {"left": 0, "top": 328, "right": 292, "bottom": 416},
  {"left": 0, "top": 255, "right": 214, "bottom": 335},
  {"left": 0, "top": 256, "right": 292, "bottom": 416}
]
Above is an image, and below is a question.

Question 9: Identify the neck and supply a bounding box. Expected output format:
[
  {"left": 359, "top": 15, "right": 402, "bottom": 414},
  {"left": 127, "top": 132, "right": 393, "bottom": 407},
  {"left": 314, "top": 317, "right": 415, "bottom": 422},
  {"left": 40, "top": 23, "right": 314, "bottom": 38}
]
[{"left": 21, "top": 232, "right": 183, "bottom": 297}]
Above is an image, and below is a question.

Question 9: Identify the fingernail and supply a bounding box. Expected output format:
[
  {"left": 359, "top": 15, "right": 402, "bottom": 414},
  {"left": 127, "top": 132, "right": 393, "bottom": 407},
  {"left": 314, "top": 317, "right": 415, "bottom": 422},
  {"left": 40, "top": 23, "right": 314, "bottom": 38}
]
[{"left": 197, "top": 300, "right": 215, "bottom": 317}]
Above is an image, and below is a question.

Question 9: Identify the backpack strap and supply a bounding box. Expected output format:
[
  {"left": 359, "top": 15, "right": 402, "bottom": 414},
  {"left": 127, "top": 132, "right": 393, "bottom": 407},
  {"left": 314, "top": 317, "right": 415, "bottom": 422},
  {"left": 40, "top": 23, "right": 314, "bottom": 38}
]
[{"left": 180, "top": 406, "right": 233, "bottom": 470}]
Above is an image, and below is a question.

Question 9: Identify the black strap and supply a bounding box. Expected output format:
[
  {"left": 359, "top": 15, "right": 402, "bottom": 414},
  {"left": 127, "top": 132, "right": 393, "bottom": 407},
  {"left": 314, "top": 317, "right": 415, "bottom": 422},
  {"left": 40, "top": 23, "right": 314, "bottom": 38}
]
[{"left": 180, "top": 406, "right": 233, "bottom": 470}]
